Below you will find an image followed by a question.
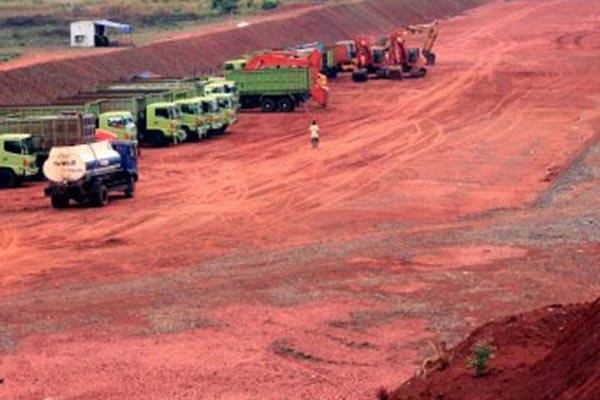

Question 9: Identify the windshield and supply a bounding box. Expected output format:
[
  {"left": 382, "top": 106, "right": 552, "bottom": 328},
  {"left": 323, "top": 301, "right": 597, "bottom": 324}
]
[
  {"left": 169, "top": 107, "right": 180, "bottom": 119},
  {"left": 218, "top": 99, "right": 230, "bottom": 109},
  {"left": 224, "top": 84, "right": 236, "bottom": 94},
  {"left": 180, "top": 104, "right": 196, "bottom": 115},
  {"left": 21, "top": 137, "right": 35, "bottom": 155},
  {"left": 202, "top": 101, "right": 218, "bottom": 113}
]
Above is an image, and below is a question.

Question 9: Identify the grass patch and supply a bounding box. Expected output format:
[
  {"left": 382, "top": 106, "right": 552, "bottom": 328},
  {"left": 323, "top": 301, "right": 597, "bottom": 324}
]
[{"left": 0, "top": 0, "right": 297, "bottom": 52}]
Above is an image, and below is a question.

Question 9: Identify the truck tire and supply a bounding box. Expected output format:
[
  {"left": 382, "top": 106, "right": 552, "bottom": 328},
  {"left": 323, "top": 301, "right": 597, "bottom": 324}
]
[
  {"left": 277, "top": 98, "right": 295, "bottom": 113},
  {"left": 352, "top": 69, "right": 368, "bottom": 83},
  {"left": 260, "top": 98, "right": 276, "bottom": 113},
  {"left": 184, "top": 127, "right": 200, "bottom": 142},
  {"left": 51, "top": 194, "right": 69, "bottom": 209},
  {"left": 149, "top": 131, "right": 167, "bottom": 147},
  {"left": 92, "top": 185, "right": 109, "bottom": 207},
  {"left": 0, "top": 168, "right": 16, "bottom": 189},
  {"left": 325, "top": 68, "right": 338, "bottom": 79},
  {"left": 124, "top": 177, "right": 136, "bottom": 198}
]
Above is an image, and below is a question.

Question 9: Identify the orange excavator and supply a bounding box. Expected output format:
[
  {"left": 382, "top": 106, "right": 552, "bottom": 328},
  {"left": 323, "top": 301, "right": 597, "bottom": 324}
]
[
  {"left": 351, "top": 35, "right": 386, "bottom": 82},
  {"left": 351, "top": 33, "right": 426, "bottom": 82},
  {"left": 243, "top": 49, "right": 329, "bottom": 107},
  {"left": 387, "top": 30, "right": 428, "bottom": 78},
  {"left": 400, "top": 20, "right": 439, "bottom": 65}
]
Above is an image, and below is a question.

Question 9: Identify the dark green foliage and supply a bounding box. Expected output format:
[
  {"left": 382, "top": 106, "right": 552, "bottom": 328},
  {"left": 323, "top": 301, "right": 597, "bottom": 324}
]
[
  {"left": 212, "top": 0, "right": 240, "bottom": 14},
  {"left": 261, "top": 0, "right": 279, "bottom": 11},
  {"left": 468, "top": 344, "right": 493, "bottom": 377}
]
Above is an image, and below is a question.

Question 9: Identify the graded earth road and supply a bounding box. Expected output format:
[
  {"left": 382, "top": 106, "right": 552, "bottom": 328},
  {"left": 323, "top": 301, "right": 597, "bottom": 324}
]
[{"left": 1, "top": 0, "right": 600, "bottom": 399}]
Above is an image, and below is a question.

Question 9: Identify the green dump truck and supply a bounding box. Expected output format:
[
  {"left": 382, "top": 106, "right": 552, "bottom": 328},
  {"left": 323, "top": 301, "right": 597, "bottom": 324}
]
[
  {"left": 0, "top": 113, "right": 96, "bottom": 188},
  {"left": 223, "top": 66, "right": 327, "bottom": 112},
  {"left": 0, "top": 104, "right": 137, "bottom": 143},
  {"left": 96, "top": 79, "right": 237, "bottom": 135},
  {"left": 55, "top": 94, "right": 186, "bottom": 147}
]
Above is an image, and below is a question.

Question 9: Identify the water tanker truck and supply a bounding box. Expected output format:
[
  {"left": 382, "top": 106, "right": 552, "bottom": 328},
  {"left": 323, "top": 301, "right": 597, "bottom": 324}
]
[{"left": 43, "top": 140, "right": 138, "bottom": 208}]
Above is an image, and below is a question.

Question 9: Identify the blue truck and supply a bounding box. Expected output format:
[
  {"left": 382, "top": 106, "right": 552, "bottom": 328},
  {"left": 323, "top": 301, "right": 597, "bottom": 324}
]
[{"left": 43, "top": 140, "right": 138, "bottom": 208}]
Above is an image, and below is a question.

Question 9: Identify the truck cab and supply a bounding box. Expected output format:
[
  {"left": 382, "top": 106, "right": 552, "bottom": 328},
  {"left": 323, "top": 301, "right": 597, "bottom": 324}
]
[
  {"left": 0, "top": 133, "right": 39, "bottom": 188},
  {"left": 223, "top": 59, "right": 247, "bottom": 71},
  {"left": 98, "top": 111, "right": 138, "bottom": 143},
  {"left": 199, "top": 95, "right": 227, "bottom": 135},
  {"left": 174, "top": 98, "right": 209, "bottom": 141},
  {"left": 145, "top": 102, "right": 186, "bottom": 146},
  {"left": 205, "top": 78, "right": 240, "bottom": 109}
]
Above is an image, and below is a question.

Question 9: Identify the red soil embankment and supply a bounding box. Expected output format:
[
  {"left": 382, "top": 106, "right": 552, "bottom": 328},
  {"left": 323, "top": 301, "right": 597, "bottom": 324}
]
[
  {"left": 384, "top": 297, "right": 600, "bottom": 400},
  {"left": 0, "top": 0, "right": 484, "bottom": 106}
]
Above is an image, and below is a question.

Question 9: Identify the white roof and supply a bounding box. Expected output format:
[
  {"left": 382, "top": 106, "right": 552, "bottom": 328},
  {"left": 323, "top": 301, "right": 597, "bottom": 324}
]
[{"left": 72, "top": 20, "right": 133, "bottom": 33}]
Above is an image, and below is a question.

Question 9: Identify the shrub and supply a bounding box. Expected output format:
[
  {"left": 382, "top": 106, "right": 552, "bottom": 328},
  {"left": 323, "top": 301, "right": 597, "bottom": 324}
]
[
  {"left": 261, "top": 0, "right": 279, "bottom": 10},
  {"left": 468, "top": 344, "right": 493, "bottom": 377},
  {"left": 212, "top": 0, "right": 240, "bottom": 14}
]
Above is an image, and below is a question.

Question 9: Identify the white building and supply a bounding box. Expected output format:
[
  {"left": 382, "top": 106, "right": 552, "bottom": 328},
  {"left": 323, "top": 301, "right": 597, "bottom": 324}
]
[{"left": 70, "top": 20, "right": 133, "bottom": 48}]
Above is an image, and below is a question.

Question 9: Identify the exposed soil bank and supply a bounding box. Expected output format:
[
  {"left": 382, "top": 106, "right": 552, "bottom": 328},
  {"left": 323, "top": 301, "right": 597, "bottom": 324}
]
[
  {"left": 0, "top": 0, "right": 485, "bottom": 105},
  {"left": 384, "top": 297, "right": 600, "bottom": 400}
]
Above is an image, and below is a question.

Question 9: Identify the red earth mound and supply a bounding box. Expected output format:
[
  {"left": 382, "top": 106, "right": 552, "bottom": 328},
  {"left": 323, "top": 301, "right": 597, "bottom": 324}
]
[
  {"left": 382, "top": 297, "right": 600, "bottom": 400},
  {"left": 0, "top": 0, "right": 485, "bottom": 105}
]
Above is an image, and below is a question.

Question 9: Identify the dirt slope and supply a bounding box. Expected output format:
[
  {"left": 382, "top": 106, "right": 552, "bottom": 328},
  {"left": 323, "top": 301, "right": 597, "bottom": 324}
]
[
  {"left": 1, "top": 0, "right": 600, "bottom": 399},
  {"left": 0, "top": 0, "right": 484, "bottom": 105},
  {"left": 384, "top": 297, "right": 600, "bottom": 400}
]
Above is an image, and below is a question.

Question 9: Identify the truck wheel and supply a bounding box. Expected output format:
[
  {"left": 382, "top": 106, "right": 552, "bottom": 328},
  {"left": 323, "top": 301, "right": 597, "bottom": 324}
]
[
  {"left": 184, "top": 127, "right": 200, "bottom": 142},
  {"left": 92, "top": 185, "right": 109, "bottom": 207},
  {"left": 124, "top": 177, "right": 136, "bottom": 198},
  {"left": 352, "top": 69, "right": 368, "bottom": 83},
  {"left": 325, "top": 68, "right": 338, "bottom": 79},
  {"left": 260, "top": 98, "right": 276, "bottom": 113},
  {"left": 149, "top": 131, "right": 167, "bottom": 147},
  {"left": 51, "top": 194, "right": 69, "bottom": 209},
  {"left": 277, "top": 98, "right": 295, "bottom": 113},
  {"left": 0, "top": 169, "right": 16, "bottom": 189}
]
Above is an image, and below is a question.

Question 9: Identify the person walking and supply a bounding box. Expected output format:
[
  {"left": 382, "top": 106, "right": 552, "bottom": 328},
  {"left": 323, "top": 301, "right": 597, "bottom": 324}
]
[{"left": 309, "top": 120, "right": 320, "bottom": 149}]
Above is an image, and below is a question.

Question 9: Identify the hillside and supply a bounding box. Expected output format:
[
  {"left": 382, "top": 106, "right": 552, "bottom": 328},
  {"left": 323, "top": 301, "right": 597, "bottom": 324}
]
[{"left": 0, "top": 0, "right": 484, "bottom": 105}]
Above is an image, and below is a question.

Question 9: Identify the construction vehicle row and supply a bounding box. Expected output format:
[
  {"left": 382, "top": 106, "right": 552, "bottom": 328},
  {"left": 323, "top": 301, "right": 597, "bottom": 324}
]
[{"left": 0, "top": 19, "right": 440, "bottom": 210}]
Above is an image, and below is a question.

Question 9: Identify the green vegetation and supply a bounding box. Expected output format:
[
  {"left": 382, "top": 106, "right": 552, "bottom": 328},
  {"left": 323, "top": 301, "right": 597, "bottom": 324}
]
[
  {"left": 0, "top": 0, "right": 293, "bottom": 57},
  {"left": 0, "top": 52, "right": 21, "bottom": 63},
  {"left": 468, "top": 344, "right": 493, "bottom": 377},
  {"left": 261, "top": 0, "right": 279, "bottom": 10}
]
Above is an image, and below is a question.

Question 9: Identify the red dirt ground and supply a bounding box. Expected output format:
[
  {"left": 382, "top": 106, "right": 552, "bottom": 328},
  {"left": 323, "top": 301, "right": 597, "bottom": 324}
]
[
  {"left": 0, "top": 0, "right": 483, "bottom": 105},
  {"left": 384, "top": 296, "right": 600, "bottom": 400},
  {"left": 1, "top": 0, "right": 600, "bottom": 399}
]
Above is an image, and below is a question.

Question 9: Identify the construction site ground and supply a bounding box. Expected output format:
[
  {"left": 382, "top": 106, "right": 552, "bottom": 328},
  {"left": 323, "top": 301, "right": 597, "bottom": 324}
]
[{"left": 1, "top": 0, "right": 600, "bottom": 399}]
